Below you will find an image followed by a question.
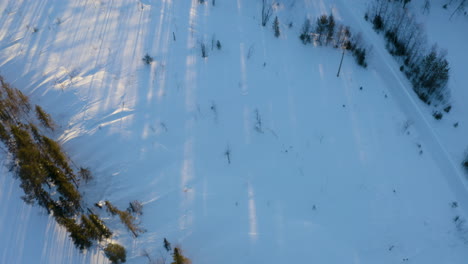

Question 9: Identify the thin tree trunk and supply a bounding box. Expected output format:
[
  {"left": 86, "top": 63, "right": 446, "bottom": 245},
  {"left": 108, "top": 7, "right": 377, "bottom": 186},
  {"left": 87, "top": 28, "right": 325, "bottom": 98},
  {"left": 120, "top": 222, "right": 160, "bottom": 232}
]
[
  {"left": 450, "top": 0, "right": 466, "bottom": 20},
  {"left": 337, "top": 50, "right": 345, "bottom": 77}
]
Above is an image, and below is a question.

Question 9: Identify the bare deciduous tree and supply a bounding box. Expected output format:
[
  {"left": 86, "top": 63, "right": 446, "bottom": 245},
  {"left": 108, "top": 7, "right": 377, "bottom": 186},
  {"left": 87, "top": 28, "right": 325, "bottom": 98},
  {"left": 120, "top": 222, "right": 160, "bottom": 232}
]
[
  {"left": 261, "top": 0, "right": 273, "bottom": 26},
  {"left": 201, "top": 43, "right": 208, "bottom": 58},
  {"left": 254, "top": 109, "right": 263, "bottom": 133},
  {"left": 224, "top": 145, "right": 231, "bottom": 164},
  {"left": 78, "top": 167, "right": 92, "bottom": 183}
]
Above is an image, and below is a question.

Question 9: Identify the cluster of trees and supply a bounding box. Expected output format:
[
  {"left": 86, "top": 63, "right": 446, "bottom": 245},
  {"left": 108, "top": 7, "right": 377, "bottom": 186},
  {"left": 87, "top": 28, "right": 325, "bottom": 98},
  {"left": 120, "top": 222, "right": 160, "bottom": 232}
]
[
  {"left": 64, "top": 199, "right": 146, "bottom": 262},
  {"left": 367, "top": 0, "right": 451, "bottom": 112},
  {"left": 0, "top": 77, "right": 81, "bottom": 216},
  {"left": 60, "top": 212, "right": 113, "bottom": 251},
  {"left": 199, "top": 35, "right": 222, "bottom": 58},
  {"left": 299, "top": 14, "right": 368, "bottom": 68},
  {"left": 0, "top": 76, "right": 192, "bottom": 264},
  {"left": 0, "top": 76, "right": 128, "bottom": 263},
  {"left": 142, "top": 238, "right": 191, "bottom": 264}
]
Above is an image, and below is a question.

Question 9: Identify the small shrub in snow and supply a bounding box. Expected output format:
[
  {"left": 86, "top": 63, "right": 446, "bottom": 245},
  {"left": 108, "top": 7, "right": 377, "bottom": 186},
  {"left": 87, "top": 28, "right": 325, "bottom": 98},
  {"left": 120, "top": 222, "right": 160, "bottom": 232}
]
[
  {"left": 142, "top": 54, "right": 154, "bottom": 65},
  {"left": 79, "top": 167, "right": 92, "bottom": 183},
  {"left": 432, "top": 111, "right": 443, "bottom": 120},
  {"left": 372, "top": 14, "right": 384, "bottom": 31},
  {"left": 201, "top": 43, "right": 208, "bottom": 58},
  {"left": 128, "top": 200, "right": 143, "bottom": 215},
  {"left": 216, "top": 40, "right": 222, "bottom": 50},
  {"left": 254, "top": 109, "right": 263, "bottom": 133},
  {"left": 247, "top": 44, "right": 255, "bottom": 59},
  {"left": 224, "top": 145, "right": 231, "bottom": 164}
]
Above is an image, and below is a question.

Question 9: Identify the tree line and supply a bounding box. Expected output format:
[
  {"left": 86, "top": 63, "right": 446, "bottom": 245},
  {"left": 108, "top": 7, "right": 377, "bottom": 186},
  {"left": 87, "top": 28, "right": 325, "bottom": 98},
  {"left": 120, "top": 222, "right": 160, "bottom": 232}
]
[
  {"left": 0, "top": 76, "right": 192, "bottom": 264},
  {"left": 299, "top": 13, "right": 368, "bottom": 68},
  {"left": 366, "top": 0, "right": 451, "bottom": 116},
  {"left": 0, "top": 76, "right": 131, "bottom": 263}
]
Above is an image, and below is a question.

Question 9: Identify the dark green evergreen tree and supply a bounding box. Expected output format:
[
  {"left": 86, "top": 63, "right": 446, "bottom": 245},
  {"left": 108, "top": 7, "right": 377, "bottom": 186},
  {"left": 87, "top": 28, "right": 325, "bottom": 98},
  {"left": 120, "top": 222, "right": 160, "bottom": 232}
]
[{"left": 273, "top": 16, "right": 280, "bottom": 37}]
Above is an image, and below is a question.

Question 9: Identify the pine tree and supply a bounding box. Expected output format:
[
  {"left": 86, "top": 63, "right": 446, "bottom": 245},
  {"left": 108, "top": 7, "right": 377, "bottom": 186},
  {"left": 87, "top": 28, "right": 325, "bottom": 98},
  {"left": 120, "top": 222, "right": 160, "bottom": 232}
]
[
  {"left": 315, "top": 15, "right": 329, "bottom": 45},
  {"left": 105, "top": 201, "right": 145, "bottom": 237},
  {"left": 201, "top": 43, "right": 208, "bottom": 58},
  {"left": 81, "top": 214, "right": 112, "bottom": 241},
  {"left": 273, "top": 16, "right": 280, "bottom": 37},
  {"left": 164, "top": 238, "right": 172, "bottom": 252},
  {"left": 128, "top": 200, "right": 143, "bottom": 215},
  {"left": 171, "top": 248, "right": 190, "bottom": 264},
  {"left": 104, "top": 243, "right": 127, "bottom": 264},
  {"left": 326, "top": 14, "right": 335, "bottom": 45},
  {"left": 299, "top": 18, "right": 311, "bottom": 44},
  {"left": 35, "top": 105, "right": 54, "bottom": 130},
  {"left": 62, "top": 218, "right": 92, "bottom": 251}
]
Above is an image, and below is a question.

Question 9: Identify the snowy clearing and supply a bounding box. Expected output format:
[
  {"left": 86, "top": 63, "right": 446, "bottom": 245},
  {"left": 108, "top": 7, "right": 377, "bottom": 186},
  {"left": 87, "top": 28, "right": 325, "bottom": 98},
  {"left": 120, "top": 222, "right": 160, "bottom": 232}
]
[{"left": 1, "top": 0, "right": 468, "bottom": 263}]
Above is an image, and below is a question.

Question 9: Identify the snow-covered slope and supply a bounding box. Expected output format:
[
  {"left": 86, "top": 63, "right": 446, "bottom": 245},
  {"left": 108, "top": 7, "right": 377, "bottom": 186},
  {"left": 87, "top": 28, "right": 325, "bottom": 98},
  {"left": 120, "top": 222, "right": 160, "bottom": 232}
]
[{"left": 1, "top": 0, "right": 468, "bottom": 263}]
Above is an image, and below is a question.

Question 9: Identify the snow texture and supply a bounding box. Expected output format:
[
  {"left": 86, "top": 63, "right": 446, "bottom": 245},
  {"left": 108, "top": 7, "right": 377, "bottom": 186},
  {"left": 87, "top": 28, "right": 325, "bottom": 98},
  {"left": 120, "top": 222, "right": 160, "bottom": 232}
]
[{"left": 1, "top": 0, "right": 468, "bottom": 263}]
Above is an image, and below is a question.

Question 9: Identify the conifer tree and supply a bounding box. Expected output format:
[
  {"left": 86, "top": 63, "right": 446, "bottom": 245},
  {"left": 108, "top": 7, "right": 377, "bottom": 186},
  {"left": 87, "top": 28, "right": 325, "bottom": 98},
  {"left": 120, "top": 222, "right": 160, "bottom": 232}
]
[{"left": 273, "top": 16, "right": 280, "bottom": 37}]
